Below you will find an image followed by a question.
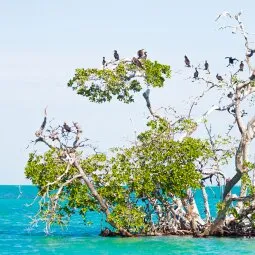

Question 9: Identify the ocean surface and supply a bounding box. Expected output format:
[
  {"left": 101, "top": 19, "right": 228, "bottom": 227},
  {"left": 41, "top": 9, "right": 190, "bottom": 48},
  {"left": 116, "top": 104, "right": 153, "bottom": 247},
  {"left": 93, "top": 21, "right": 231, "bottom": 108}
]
[{"left": 0, "top": 185, "right": 254, "bottom": 255}]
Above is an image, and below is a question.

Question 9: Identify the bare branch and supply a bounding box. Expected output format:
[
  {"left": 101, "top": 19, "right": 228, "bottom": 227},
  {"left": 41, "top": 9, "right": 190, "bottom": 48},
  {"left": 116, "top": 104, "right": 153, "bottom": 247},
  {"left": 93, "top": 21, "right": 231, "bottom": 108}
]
[{"left": 35, "top": 107, "right": 47, "bottom": 137}]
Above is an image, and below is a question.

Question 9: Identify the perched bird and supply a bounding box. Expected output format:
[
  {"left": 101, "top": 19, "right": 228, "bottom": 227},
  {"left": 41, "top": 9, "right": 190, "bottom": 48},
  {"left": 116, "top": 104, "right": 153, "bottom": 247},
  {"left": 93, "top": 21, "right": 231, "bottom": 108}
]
[
  {"left": 239, "top": 61, "right": 244, "bottom": 71},
  {"left": 193, "top": 68, "right": 199, "bottom": 79},
  {"left": 225, "top": 57, "right": 239, "bottom": 67},
  {"left": 227, "top": 92, "right": 233, "bottom": 98},
  {"left": 102, "top": 57, "right": 106, "bottom": 66},
  {"left": 246, "top": 49, "right": 255, "bottom": 58},
  {"left": 63, "top": 122, "right": 71, "bottom": 133},
  {"left": 132, "top": 57, "right": 144, "bottom": 69},
  {"left": 137, "top": 49, "right": 148, "bottom": 59},
  {"left": 216, "top": 74, "right": 223, "bottom": 81},
  {"left": 227, "top": 107, "right": 236, "bottom": 115},
  {"left": 184, "top": 55, "right": 191, "bottom": 67},
  {"left": 114, "top": 50, "right": 119, "bottom": 61},
  {"left": 204, "top": 60, "right": 209, "bottom": 71},
  {"left": 249, "top": 70, "right": 255, "bottom": 81},
  {"left": 137, "top": 49, "right": 143, "bottom": 58},
  {"left": 241, "top": 110, "right": 247, "bottom": 117}
]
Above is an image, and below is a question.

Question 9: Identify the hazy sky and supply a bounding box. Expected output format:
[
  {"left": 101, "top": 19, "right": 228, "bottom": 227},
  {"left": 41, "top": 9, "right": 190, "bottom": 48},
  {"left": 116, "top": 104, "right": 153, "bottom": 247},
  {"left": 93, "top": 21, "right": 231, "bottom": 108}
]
[{"left": 0, "top": 1, "right": 254, "bottom": 184}]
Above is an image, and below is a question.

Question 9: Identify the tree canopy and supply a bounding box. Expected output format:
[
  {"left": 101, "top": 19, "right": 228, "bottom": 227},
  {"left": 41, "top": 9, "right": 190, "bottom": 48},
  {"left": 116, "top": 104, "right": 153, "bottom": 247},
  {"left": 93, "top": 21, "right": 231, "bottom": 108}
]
[
  {"left": 68, "top": 59, "right": 171, "bottom": 103},
  {"left": 25, "top": 11, "right": 255, "bottom": 237}
]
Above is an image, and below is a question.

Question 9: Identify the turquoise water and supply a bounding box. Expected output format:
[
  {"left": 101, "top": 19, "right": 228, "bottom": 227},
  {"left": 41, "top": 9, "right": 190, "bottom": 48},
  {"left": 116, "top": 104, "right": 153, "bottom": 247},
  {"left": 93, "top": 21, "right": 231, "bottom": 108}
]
[{"left": 0, "top": 185, "right": 254, "bottom": 255}]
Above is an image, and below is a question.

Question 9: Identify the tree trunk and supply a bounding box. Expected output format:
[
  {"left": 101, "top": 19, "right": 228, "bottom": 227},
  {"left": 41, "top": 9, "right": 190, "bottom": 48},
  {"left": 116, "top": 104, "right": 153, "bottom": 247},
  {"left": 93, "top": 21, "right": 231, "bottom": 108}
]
[
  {"left": 201, "top": 185, "right": 210, "bottom": 223},
  {"left": 74, "top": 160, "right": 133, "bottom": 237}
]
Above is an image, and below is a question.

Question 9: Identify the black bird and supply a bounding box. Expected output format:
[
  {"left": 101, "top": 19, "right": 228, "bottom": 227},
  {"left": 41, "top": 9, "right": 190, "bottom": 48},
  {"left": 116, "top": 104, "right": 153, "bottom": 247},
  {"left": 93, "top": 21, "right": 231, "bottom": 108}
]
[
  {"left": 184, "top": 55, "right": 191, "bottom": 67},
  {"left": 239, "top": 61, "right": 244, "bottom": 71},
  {"left": 204, "top": 60, "right": 209, "bottom": 71},
  {"left": 137, "top": 49, "right": 145, "bottom": 59},
  {"left": 216, "top": 74, "right": 223, "bottom": 81},
  {"left": 246, "top": 49, "right": 255, "bottom": 58},
  {"left": 241, "top": 110, "right": 248, "bottom": 117},
  {"left": 132, "top": 57, "right": 144, "bottom": 69},
  {"left": 137, "top": 49, "right": 148, "bottom": 59},
  {"left": 250, "top": 70, "right": 255, "bottom": 81},
  {"left": 225, "top": 57, "right": 239, "bottom": 67},
  {"left": 227, "top": 107, "right": 236, "bottom": 115},
  {"left": 227, "top": 92, "right": 233, "bottom": 98},
  {"left": 102, "top": 57, "right": 106, "bottom": 66},
  {"left": 114, "top": 50, "right": 119, "bottom": 61},
  {"left": 63, "top": 122, "right": 71, "bottom": 133},
  {"left": 193, "top": 68, "right": 199, "bottom": 79}
]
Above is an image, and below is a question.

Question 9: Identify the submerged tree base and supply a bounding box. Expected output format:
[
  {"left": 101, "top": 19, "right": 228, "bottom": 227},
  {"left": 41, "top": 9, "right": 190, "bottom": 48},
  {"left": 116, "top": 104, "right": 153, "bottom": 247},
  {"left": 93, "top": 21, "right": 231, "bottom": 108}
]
[
  {"left": 100, "top": 228, "right": 193, "bottom": 238},
  {"left": 100, "top": 222, "right": 255, "bottom": 238}
]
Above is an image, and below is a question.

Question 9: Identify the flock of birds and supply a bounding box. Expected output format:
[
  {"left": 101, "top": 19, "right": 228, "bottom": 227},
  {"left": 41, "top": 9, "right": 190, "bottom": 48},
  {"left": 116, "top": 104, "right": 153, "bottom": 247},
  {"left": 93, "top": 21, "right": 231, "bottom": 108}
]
[
  {"left": 185, "top": 49, "right": 255, "bottom": 82},
  {"left": 100, "top": 47, "right": 255, "bottom": 84},
  {"left": 102, "top": 49, "right": 147, "bottom": 69}
]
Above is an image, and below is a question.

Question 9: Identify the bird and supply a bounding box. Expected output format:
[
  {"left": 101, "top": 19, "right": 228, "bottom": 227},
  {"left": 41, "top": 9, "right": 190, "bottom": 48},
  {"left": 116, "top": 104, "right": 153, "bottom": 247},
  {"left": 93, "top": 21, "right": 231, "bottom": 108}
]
[
  {"left": 225, "top": 57, "right": 239, "bottom": 67},
  {"left": 249, "top": 70, "right": 255, "bottom": 81},
  {"left": 137, "top": 49, "right": 145, "bottom": 59},
  {"left": 215, "top": 11, "right": 232, "bottom": 22},
  {"left": 227, "top": 92, "right": 233, "bottom": 98},
  {"left": 184, "top": 55, "right": 191, "bottom": 67},
  {"left": 193, "top": 68, "right": 199, "bottom": 79},
  {"left": 216, "top": 74, "right": 223, "bottom": 81},
  {"left": 102, "top": 57, "right": 106, "bottom": 67},
  {"left": 144, "top": 51, "right": 148, "bottom": 60},
  {"left": 239, "top": 61, "right": 244, "bottom": 71},
  {"left": 132, "top": 57, "right": 144, "bottom": 69},
  {"left": 204, "top": 60, "right": 209, "bottom": 71},
  {"left": 227, "top": 107, "right": 236, "bottom": 115},
  {"left": 114, "top": 50, "right": 119, "bottom": 61},
  {"left": 241, "top": 110, "right": 247, "bottom": 117},
  {"left": 63, "top": 122, "right": 71, "bottom": 133},
  {"left": 246, "top": 49, "right": 255, "bottom": 58}
]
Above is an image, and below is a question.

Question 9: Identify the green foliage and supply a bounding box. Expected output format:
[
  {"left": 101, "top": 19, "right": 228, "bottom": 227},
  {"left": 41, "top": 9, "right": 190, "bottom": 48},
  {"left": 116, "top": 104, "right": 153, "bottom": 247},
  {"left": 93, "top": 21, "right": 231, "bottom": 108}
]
[
  {"left": 216, "top": 201, "right": 225, "bottom": 212},
  {"left": 108, "top": 205, "right": 146, "bottom": 233},
  {"left": 25, "top": 117, "right": 211, "bottom": 234},
  {"left": 67, "top": 59, "right": 171, "bottom": 103},
  {"left": 144, "top": 60, "right": 171, "bottom": 87},
  {"left": 67, "top": 181, "right": 100, "bottom": 218},
  {"left": 25, "top": 150, "right": 77, "bottom": 192},
  {"left": 228, "top": 207, "right": 239, "bottom": 219},
  {"left": 105, "top": 118, "right": 211, "bottom": 199},
  {"left": 250, "top": 81, "right": 255, "bottom": 87},
  {"left": 231, "top": 75, "right": 244, "bottom": 85},
  {"left": 243, "top": 161, "right": 255, "bottom": 171},
  {"left": 241, "top": 172, "right": 255, "bottom": 196},
  {"left": 210, "top": 135, "right": 236, "bottom": 165},
  {"left": 172, "top": 118, "right": 198, "bottom": 134}
]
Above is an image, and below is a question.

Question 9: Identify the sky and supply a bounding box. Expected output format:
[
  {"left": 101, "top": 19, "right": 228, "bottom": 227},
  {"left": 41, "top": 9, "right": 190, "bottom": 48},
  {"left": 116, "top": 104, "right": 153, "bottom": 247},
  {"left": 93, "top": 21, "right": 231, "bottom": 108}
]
[{"left": 0, "top": 0, "right": 254, "bottom": 184}]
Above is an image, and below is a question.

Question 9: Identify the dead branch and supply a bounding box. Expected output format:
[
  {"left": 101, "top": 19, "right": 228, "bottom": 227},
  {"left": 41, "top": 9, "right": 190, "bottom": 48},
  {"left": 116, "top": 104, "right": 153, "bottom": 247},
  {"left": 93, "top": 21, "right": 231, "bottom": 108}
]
[{"left": 142, "top": 89, "right": 160, "bottom": 119}]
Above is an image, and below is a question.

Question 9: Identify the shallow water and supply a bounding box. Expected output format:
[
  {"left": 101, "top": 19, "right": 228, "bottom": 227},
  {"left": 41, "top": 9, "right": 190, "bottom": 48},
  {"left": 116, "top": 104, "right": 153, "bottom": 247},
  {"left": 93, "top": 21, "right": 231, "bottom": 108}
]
[{"left": 0, "top": 185, "right": 253, "bottom": 255}]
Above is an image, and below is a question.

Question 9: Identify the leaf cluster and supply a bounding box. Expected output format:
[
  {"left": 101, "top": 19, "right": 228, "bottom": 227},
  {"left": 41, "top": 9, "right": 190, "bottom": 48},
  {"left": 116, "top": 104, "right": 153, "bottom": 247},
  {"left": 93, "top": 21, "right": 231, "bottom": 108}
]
[{"left": 67, "top": 60, "right": 171, "bottom": 103}]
